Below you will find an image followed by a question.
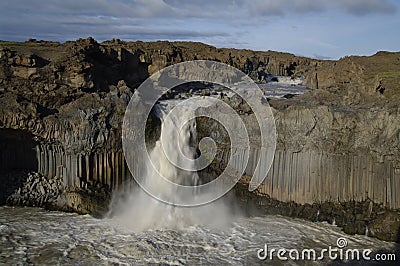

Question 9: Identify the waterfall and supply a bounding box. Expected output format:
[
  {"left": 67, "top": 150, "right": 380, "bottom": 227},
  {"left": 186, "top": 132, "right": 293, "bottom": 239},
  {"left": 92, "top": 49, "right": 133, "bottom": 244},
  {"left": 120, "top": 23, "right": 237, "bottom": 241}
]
[
  {"left": 144, "top": 103, "right": 200, "bottom": 202},
  {"left": 110, "top": 100, "right": 240, "bottom": 231}
]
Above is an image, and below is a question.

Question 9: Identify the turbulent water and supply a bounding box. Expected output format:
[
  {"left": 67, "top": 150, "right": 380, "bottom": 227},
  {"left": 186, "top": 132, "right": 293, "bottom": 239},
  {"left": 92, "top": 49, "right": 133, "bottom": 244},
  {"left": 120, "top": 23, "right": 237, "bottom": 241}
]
[
  {"left": 259, "top": 76, "right": 308, "bottom": 99},
  {"left": 1, "top": 207, "right": 397, "bottom": 265}
]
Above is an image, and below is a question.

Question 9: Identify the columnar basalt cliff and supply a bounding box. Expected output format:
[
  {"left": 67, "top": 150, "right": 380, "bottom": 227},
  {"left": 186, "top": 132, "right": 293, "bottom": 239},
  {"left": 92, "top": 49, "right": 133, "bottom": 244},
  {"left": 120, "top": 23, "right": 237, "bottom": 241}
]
[
  {"left": 196, "top": 101, "right": 400, "bottom": 241},
  {"left": 0, "top": 38, "right": 399, "bottom": 241}
]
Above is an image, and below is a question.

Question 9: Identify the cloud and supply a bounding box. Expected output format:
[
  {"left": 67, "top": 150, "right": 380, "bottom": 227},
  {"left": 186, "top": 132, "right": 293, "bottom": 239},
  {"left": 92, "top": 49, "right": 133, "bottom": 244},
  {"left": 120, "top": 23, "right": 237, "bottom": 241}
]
[
  {"left": 337, "top": 0, "right": 396, "bottom": 15},
  {"left": 312, "top": 54, "right": 332, "bottom": 60},
  {"left": 0, "top": 0, "right": 397, "bottom": 55},
  {"left": 2, "top": 0, "right": 395, "bottom": 23},
  {"left": 0, "top": 0, "right": 227, "bottom": 42},
  {"left": 163, "top": 0, "right": 397, "bottom": 18},
  {"left": 236, "top": 0, "right": 396, "bottom": 16}
]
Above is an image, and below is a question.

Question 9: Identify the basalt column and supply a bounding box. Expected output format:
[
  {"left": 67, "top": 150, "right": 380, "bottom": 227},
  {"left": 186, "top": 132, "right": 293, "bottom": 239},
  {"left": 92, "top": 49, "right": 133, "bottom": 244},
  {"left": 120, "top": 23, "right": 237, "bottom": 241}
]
[{"left": 34, "top": 146, "right": 133, "bottom": 192}]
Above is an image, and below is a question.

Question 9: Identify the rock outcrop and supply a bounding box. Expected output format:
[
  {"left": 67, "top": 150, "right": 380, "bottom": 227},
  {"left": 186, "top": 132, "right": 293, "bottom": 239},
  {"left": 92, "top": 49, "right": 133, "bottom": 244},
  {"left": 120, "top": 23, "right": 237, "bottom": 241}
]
[
  {"left": 0, "top": 38, "right": 399, "bottom": 241},
  {"left": 301, "top": 51, "right": 400, "bottom": 107},
  {"left": 6, "top": 171, "right": 64, "bottom": 208}
]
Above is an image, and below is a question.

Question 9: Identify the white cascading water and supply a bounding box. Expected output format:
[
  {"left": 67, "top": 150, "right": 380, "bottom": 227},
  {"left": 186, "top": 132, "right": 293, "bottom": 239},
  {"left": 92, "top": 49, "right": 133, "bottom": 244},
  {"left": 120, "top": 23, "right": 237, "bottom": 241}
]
[
  {"left": 110, "top": 101, "right": 239, "bottom": 231},
  {"left": 145, "top": 102, "right": 200, "bottom": 201}
]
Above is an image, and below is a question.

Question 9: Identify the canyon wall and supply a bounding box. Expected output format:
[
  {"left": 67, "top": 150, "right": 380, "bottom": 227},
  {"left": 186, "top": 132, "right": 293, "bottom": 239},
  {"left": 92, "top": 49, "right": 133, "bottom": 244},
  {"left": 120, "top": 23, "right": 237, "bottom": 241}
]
[
  {"left": 195, "top": 101, "right": 400, "bottom": 241},
  {"left": 0, "top": 37, "right": 322, "bottom": 197},
  {"left": 0, "top": 39, "right": 399, "bottom": 239},
  {"left": 197, "top": 103, "right": 400, "bottom": 209}
]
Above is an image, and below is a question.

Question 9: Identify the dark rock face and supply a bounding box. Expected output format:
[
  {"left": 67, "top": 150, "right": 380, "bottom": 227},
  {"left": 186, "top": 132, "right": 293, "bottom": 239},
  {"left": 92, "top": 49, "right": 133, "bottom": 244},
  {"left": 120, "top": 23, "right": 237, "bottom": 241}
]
[
  {"left": 196, "top": 95, "right": 400, "bottom": 242},
  {"left": 0, "top": 38, "right": 399, "bottom": 241},
  {"left": 0, "top": 39, "right": 145, "bottom": 214},
  {"left": 235, "top": 178, "right": 400, "bottom": 242}
]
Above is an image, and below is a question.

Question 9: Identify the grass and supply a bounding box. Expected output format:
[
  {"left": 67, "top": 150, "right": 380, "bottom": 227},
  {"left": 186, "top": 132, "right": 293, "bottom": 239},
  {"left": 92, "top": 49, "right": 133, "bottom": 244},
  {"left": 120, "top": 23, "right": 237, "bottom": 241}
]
[
  {"left": 0, "top": 41, "right": 24, "bottom": 46},
  {"left": 377, "top": 72, "right": 400, "bottom": 78},
  {"left": 0, "top": 41, "right": 67, "bottom": 62}
]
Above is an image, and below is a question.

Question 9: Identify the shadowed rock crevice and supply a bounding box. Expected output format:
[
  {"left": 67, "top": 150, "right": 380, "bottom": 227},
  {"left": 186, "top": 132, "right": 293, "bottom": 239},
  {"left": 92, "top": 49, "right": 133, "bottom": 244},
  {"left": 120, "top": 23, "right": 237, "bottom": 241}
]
[
  {"left": 0, "top": 129, "right": 38, "bottom": 204},
  {"left": 0, "top": 128, "right": 37, "bottom": 171}
]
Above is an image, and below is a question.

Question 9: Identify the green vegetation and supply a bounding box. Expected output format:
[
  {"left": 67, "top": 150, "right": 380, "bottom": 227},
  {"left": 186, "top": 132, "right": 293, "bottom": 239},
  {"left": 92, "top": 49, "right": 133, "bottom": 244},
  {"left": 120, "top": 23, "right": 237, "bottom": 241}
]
[{"left": 378, "top": 71, "right": 400, "bottom": 78}]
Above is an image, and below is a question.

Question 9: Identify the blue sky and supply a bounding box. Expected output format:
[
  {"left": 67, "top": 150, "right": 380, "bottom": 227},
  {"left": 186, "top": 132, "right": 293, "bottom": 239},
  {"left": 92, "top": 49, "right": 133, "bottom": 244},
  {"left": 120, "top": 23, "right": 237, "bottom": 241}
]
[{"left": 0, "top": 0, "right": 399, "bottom": 59}]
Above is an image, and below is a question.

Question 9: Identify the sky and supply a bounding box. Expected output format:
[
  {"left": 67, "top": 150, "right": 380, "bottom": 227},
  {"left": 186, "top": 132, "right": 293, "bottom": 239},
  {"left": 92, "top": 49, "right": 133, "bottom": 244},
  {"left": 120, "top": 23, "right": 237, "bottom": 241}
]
[{"left": 0, "top": 0, "right": 399, "bottom": 59}]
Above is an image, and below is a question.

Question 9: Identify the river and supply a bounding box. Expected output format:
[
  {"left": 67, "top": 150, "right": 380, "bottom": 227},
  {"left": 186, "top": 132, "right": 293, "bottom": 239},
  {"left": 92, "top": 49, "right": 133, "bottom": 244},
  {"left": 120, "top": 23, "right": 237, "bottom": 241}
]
[{"left": 1, "top": 206, "right": 398, "bottom": 265}]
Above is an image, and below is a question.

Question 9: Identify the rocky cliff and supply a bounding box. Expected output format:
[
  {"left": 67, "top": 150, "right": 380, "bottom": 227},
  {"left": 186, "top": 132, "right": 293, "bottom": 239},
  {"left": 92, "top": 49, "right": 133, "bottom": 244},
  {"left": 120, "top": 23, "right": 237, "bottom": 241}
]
[
  {"left": 196, "top": 100, "right": 400, "bottom": 241},
  {"left": 0, "top": 38, "right": 399, "bottom": 241}
]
